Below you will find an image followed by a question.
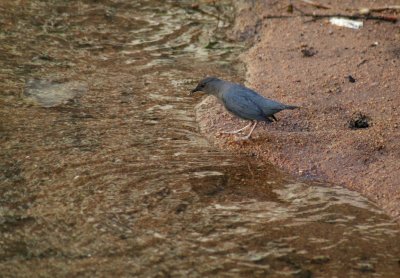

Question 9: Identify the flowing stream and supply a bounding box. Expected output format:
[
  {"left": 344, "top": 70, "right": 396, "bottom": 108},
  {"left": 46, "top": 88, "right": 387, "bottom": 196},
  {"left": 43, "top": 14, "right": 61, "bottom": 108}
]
[{"left": 1, "top": 0, "right": 399, "bottom": 277}]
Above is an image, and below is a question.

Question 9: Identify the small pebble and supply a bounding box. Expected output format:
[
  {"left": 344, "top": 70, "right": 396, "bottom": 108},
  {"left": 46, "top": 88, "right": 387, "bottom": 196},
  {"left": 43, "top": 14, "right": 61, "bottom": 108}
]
[{"left": 348, "top": 75, "right": 356, "bottom": 83}]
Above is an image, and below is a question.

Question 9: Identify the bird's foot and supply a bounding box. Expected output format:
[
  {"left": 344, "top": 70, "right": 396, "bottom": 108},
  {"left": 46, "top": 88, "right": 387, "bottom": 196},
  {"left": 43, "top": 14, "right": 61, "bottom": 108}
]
[
  {"left": 219, "top": 122, "right": 253, "bottom": 135},
  {"left": 234, "top": 134, "right": 252, "bottom": 141},
  {"left": 220, "top": 130, "right": 244, "bottom": 135},
  {"left": 233, "top": 121, "right": 257, "bottom": 141}
]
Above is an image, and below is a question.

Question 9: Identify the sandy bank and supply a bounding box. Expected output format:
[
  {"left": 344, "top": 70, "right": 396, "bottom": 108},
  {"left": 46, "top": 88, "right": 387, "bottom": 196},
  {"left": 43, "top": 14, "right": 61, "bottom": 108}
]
[{"left": 196, "top": 0, "right": 400, "bottom": 221}]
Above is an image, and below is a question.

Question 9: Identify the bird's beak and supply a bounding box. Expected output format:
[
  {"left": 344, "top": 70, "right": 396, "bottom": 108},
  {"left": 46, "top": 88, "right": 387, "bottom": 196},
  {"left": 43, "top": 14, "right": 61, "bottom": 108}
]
[{"left": 190, "top": 86, "right": 201, "bottom": 95}]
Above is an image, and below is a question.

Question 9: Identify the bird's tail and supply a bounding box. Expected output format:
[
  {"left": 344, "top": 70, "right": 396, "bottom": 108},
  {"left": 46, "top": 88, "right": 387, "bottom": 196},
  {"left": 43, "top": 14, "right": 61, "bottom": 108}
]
[{"left": 284, "top": 105, "right": 299, "bottom": 110}]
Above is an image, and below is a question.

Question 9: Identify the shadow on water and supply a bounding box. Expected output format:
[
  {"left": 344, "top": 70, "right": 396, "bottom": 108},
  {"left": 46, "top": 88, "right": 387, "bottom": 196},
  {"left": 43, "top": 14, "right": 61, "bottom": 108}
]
[{"left": 0, "top": 0, "right": 399, "bottom": 277}]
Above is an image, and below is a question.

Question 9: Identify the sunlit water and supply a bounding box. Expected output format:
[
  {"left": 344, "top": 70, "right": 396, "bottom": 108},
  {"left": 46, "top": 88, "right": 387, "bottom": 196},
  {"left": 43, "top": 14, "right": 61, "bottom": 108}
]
[{"left": 0, "top": 0, "right": 399, "bottom": 277}]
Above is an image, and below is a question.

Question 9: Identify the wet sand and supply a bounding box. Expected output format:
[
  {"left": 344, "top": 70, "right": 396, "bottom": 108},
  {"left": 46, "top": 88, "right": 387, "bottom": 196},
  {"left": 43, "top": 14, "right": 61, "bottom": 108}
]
[{"left": 196, "top": 0, "right": 400, "bottom": 221}]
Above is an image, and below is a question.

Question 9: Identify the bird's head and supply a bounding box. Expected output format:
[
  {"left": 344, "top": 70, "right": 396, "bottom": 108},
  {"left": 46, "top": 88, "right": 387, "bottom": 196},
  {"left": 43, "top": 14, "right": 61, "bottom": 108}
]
[{"left": 190, "top": 76, "right": 222, "bottom": 95}]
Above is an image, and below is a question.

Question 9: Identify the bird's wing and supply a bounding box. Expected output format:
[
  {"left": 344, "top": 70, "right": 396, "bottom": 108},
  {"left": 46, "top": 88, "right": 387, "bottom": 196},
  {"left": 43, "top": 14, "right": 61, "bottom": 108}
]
[
  {"left": 257, "top": 97, "right": 288, "bottom": 116},
  {"left": 236, "top": 87, "right": 289, "bottom": 116},
  {"left": 221, "top": 89, "right": 266, "bottom": 121}
]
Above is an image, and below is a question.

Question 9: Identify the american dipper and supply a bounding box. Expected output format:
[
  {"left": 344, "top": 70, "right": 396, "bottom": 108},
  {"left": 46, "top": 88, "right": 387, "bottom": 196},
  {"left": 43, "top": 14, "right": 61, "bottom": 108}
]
[{"left": 191, "top": 77, "right": 298, "bottom": 139}]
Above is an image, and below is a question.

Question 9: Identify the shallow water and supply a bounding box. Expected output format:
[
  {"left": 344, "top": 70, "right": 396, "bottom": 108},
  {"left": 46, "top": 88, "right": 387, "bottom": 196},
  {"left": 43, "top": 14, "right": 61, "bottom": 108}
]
[{"left": 1, "top": 0, "right": 399, "bottom": 277}]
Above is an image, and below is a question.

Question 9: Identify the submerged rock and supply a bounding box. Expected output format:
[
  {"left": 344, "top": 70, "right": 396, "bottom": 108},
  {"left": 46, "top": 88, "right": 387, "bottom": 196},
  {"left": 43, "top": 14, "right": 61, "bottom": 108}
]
[{"left": 23, "top": 79, "right": 87, "bottom": 107}]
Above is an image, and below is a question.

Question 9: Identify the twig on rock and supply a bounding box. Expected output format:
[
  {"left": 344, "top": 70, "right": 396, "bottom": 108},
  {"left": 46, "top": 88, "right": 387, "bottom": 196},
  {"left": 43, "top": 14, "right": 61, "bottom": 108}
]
[
  {"left": 299, "top": 0, "right": 331, "bottom": 10},
  {"left": 293, "top": 5, "right": 398, "bottom": 22},
  {"left": 368, "top": 5, "right": 400, "bottom": 13}
]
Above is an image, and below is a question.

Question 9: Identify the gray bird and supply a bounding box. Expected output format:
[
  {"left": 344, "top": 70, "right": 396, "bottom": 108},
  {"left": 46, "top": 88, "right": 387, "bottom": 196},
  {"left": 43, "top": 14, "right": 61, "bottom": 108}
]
[{"left": 191, "top": 77, "right": 298, "bottom": 139}]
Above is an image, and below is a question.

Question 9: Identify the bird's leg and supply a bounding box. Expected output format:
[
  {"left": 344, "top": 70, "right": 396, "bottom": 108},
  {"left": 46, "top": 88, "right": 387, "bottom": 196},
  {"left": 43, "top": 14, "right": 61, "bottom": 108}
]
[
  {"left": 236, "top": 121, "right": 258, "bottom": 140},
  {"left": 221, "top": 121, "right": 253, "bottom": 134}
]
